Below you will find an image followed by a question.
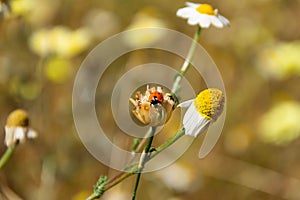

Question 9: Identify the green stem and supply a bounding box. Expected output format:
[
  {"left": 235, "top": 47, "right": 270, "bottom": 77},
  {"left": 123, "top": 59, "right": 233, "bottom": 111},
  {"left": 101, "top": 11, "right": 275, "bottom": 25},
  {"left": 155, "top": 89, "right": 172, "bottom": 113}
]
[
  {"left": 150, "top": 128, "right": 185, "bottom": 159},
  {"left": 131, "top": 172, "right": 141, "bottom": 200},
  {"left": 0, "top": 147, "right": 15, "bottom": 169},
  {"left": 171, "top": 26, "right": 201, "bottom": 94},
  {"left": 105, "top": 170, "right": 136, "bottom": 191},
  {"left": 85, "top": 128, "right": 185, "bottom": 200},
  {"left": 131, "top": 127, "right": 156, "bottom": 200}
]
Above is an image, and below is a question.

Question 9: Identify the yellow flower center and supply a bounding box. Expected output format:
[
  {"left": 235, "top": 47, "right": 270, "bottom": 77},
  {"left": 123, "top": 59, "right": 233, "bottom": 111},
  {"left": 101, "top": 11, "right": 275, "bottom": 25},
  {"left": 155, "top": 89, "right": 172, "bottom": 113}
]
[
  {"left": 6, "top": 109, "right": 29, "bottom": 127},
  {"left": 196, "top": 4, "right": 215, "bottom": 16},
  {"left": 194, "top": 88, "right": 225, "bottom": 121}
]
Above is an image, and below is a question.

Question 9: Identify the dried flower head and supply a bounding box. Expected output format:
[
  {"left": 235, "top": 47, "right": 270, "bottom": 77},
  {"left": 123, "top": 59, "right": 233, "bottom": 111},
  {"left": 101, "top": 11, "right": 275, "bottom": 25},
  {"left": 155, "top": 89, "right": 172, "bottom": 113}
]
[
  {"left": 4, "top": 109, "right": 38, "bottom": 148},
  {"left": 178, "top": 88, "right": 225, "bottom": 137},
  {"left": 130, "top": 85, "right": 177, "bottom": 126}
]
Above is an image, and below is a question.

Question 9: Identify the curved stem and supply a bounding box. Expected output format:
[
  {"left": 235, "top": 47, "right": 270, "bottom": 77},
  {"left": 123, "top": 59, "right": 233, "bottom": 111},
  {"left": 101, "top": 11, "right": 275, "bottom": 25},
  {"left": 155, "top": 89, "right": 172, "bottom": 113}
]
[
  {"left": 0, "top": 147, "right": 15, "bottom": 170},
  {"left": 85, "top": 128, "right": 185, "bottom": 200},
  {"left": 171, "top": 26, "right": 201, "bottom": 94}
]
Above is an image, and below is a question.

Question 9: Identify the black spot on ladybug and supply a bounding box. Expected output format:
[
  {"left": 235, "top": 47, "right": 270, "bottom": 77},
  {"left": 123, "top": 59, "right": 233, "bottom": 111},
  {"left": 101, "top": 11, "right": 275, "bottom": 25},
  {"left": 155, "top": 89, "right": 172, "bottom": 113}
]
[{"left": 150, "top": 96, "right": 161, "bottom": 105}]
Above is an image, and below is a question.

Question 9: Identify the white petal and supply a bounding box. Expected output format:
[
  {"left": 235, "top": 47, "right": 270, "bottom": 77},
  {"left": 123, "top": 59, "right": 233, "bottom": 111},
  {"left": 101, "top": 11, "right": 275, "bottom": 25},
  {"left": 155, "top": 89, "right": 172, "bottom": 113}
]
[
  {"left": 4, "top": 126, "right": 37, "bottom": 147},
  {"left": 183, "top": 104, "right": 197, "bottom": 128},
  {"left": 27, "top": 129, "right": 38, "bottom": 138},
  {"left": 198, "top": 15, "right": 211, "bottom": 28},
  {"left": 182, "top": 103, "right": 211, "bottom": 137},
  {"left": 4, "top": 126, "right": 15, "bottom": 147},
  {"left": 185, "top": 2, "right": 200, "bottom": 8},
  {"left": 210, "top": 16, "right": 224, "bottom": 28},
  {"left": 177, "top": 99, "right": 194, "bottom": 108},
  {"left": 14, "top": 127, "right": 26, "bottom": 143},
  {"left": 217, "top": 14, "right": 230, "bottom": 27},
  {"left": 188, "top": 15, "right": 200, "bottom": 25},
  {"left": 176, "top": 7, "right": 194, "bottom": 18},
  {"left": 192, "top": 116, "right": 211, "bottom": 137}
]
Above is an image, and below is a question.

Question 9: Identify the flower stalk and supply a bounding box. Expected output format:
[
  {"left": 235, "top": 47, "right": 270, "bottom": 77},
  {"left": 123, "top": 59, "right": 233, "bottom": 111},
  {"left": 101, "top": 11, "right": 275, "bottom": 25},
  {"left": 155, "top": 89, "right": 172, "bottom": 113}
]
[
  {"left": 131, "top": 126, "right": 156, "bottom": 200},
  {"left": 0, "top": 147, "right": 15, "bottom": 169},
  {"left": 171, "top": 26, "right": 201, "bottom": 94},
  {"left": 85, "top": 128, "right": 185, "bottom": 200}
]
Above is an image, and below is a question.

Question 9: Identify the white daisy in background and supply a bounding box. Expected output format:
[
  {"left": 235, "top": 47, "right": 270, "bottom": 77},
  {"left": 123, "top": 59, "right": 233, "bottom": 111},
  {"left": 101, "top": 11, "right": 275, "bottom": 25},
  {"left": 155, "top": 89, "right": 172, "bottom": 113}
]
[
  {"left": 178, "top": 88, "right": 225, "bottom": 137},
  {"left": 4, "top": 109, "right": 38, "bottom": 148},
  {"left": 176, "top": 2, "right": 230, "bottom": 28}
]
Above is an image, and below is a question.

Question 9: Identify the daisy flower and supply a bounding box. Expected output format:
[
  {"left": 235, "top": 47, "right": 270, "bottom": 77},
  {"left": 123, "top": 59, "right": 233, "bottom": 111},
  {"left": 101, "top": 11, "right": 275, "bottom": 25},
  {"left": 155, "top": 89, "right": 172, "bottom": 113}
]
[
  {"left": 178, "top": 88, "right": 225, "bottom": 137},
  {"left": 4, "top": 109, "right": 38, "bottom": 148},
  {"left": 176, "top": 2, "right": 230, "bottom": 28}
]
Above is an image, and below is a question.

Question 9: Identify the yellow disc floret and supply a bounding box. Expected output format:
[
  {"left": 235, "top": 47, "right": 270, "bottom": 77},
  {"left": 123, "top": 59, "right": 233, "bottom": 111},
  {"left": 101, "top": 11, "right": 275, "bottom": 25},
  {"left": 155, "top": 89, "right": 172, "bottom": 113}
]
[
  {"left": 196, "top": 4, "right": 215, "bottom": 16},
  {"left": 194, "top": 88, "right": 225, "bottom": 121},
  {"left": 6, "top": 109, "right": 29, "bottom": 127}
]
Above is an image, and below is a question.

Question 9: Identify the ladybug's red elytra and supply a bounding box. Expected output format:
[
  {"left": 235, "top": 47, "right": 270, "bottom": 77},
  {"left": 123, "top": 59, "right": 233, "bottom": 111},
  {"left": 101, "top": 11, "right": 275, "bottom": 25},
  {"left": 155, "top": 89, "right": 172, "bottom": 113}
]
[
  {"left": 148, "top": 91, "right": 164, "bottom": 105},
  {"left": 130, "top": 85, "right": 177, "bottom": 125}
]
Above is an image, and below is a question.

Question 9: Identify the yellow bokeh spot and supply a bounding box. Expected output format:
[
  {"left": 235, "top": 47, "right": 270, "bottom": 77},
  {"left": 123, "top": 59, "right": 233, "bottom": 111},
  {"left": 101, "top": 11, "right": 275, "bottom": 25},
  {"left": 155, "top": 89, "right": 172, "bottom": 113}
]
[
  {"left": 11, "top": 0, "right": 33, "bottom": 16},
  {"left": 20, "top": 82, "right": 42, "bottom": 100},
  {"left": 124, "top": 8, "right": 166, "bottom": 48},
  {"left": 45, "top": 57, "right": 72, "bottom": 84},
  {"left": 258, "top": 101, "right": 300, "bottom": 145},
  {"left": 196, "top": 4, "right": 215, "bottom": 15},
  {"left": 194, "top": 88, "right": 225, "bottom": 121}
]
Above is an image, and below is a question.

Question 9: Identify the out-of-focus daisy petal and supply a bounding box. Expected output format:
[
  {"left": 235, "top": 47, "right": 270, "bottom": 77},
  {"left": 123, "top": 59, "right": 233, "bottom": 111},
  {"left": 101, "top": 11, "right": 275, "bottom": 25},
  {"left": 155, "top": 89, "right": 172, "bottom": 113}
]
[
  {"left": 4, "top": 126, "right": 14, "bottom": 148},
  {"left": 176, "top": 7, "right": 194, "bottom": 18},
  {"left": 27, "top": 129, "right": 38, "bottom": 138},
  {"left": 217, "top": 14, "right": 230, "bottom": 27},
  {"left": 210, "top": 16, "right": 224, "bottom": 28},
  {"left": 198, "top": 16, "right": 211, "bottom": 28},
  {"left": 14, "top": 127, "right": 26, "bottom": 143},
  {"left": 188, "top": 15, "right": 200, "bottom": 25},
  {"left": 176, "top": 2, "right": 230, "bottom": 29}
]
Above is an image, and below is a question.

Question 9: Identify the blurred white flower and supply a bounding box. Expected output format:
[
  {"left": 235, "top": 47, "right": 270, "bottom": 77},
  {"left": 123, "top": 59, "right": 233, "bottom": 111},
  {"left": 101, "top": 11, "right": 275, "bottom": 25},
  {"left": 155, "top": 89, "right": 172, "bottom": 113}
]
[
  {"left": 176, "top": 2, "right": 230, "bottom": 28},
  {"left": 49, "top": 27, "right": 91, "bottom": 58},
  {"left": 178, "top": 88, "right": 224, "bottom": 137},
  {"left": 29, "top": 29, "right": 52, "bottom": 57},
  {"left": 29, "top": 26, "right": 92, "bottom": 58},
  {"left": 4, "top": 109, "right": 38, "bottom": 148},
  {"left": 258, "top": 101, "right": 300, "bottom": 145}
]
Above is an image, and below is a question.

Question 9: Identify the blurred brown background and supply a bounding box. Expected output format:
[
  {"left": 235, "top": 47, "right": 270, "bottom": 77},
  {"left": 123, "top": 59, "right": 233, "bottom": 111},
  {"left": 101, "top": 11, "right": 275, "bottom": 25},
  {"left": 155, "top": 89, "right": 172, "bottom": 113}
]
[{"left": 1, "top": 0, "right": 300, "bottom": 199}]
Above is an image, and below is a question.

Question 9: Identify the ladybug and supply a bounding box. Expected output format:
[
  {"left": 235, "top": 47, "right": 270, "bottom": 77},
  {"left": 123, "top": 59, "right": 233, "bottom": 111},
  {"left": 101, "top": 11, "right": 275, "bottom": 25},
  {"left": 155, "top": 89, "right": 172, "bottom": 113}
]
[{"left": 148, "top": 91, "right": 164, "bottom": 105}]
